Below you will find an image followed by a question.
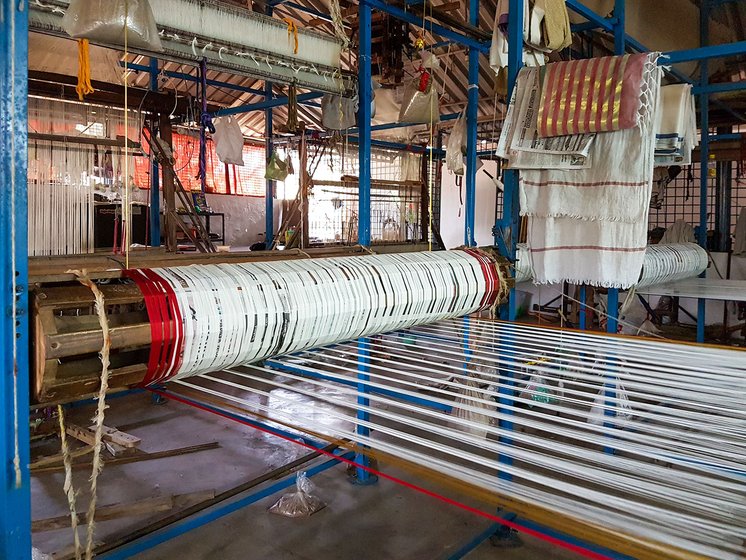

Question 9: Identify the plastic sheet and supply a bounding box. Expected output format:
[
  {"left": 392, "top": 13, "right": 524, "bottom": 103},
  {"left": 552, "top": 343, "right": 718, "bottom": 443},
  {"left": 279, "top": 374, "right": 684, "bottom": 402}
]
[
  {"left": 588, "top": 379, "right": 633, "bottom": 428},
  {"left": 321, "top": 94, "right": 358, "bottom": 130},
  {"left": 212, "top": 116, "right": 245, "bottom": 166},
  {"left": 265, "top": 151, "right": 289, "bottom": 181},
  {"left": 446, "top": 112, "right": 467, "bottom": 175},
  {"left": 268, "top": 472, "right": 326, "bottom": 517},
  {"left": 398, "top": 78, "right": 440, "bottom": 125},
  {"left": 62, "top": 0, "right": 163, "bottom": 52}
]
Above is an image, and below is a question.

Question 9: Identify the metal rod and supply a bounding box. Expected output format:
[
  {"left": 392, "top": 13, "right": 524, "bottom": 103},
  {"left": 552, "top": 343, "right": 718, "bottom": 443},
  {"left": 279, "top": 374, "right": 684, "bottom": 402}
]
[
  {"left": 149, "top": 58, "right": 161, "bottom": 248},
  {"left": 697, "top": 0, "right": 710, "bottom": 344},
  {"left": 358, "top": 0, "right": 372, "bottom": 247},
  {"left": 213, "top": 92, "right": 325, "bottom": 117},
  {"left": 265, "top": 3, "right": 275, "bottom": 248},
  {"left": 0, "top": 0, "right": 31, "bottom": 558},
  {"left": 663, "top": 39, "right": 746, "bottom": 64},
  {"left": 464, "top": 0, "right": 479, "bottom": 247}
]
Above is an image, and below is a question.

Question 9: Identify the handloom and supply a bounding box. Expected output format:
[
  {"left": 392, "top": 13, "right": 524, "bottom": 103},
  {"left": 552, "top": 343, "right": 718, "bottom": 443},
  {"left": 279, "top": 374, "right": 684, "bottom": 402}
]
[
  {"left": 31, "top": 249, "right": 507, "bottom": 402},
  {"left": 166, "top": 317, "right": 746, "bottom": 560}
]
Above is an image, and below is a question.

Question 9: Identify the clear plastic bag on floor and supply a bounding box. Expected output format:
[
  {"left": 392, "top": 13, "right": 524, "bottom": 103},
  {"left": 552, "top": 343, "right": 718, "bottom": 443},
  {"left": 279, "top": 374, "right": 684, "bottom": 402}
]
[
  {"left": 32, "top": 548, "right": 52, "bottom": 560},
  {"left": 62, "top": 0, "right": 163, "bottom": 52},
  {"left": 268, "top": 471, "right": 326, "bottom": 518}
]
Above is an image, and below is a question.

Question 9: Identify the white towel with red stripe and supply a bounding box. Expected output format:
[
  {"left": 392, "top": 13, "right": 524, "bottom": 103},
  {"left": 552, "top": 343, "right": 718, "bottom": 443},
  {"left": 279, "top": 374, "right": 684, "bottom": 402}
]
[
  {"left": 521, "top": 53, "right": 662, "bottom": 288},
  {"left": 519, "top": 124, "right": 652, "bottom": 222},
  {"left": 527, "top": 216, "right": 649, "bottom": 288}
]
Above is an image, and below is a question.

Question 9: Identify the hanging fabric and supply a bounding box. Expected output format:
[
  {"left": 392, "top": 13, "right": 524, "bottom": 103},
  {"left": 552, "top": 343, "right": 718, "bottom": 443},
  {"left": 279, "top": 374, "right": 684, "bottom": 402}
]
[{"left": 212, "top": 116, "right": 245, "bottom": 166}]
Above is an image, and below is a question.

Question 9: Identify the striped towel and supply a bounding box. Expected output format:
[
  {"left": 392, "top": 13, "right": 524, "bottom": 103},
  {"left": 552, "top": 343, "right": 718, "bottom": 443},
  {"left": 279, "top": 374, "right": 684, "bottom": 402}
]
[
  {"left": 537, "top": 53, "right": 648, "bottom": 138},
  {"left": 520, "top": 125, "right": 652, "bottom": 222},
  {"left": 522, "top": 53, "right": 663, "bottom": 289},
  {"left": 654, "top": 84, "right": 697, "bottom": 166},
  {"left": 527, "top": 216, "right": 649, "bottom": 288}
]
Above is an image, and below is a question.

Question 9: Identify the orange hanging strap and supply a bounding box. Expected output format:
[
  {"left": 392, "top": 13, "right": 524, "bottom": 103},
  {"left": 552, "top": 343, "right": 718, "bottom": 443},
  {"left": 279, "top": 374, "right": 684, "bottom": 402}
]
[
  {"left": 283, "top": 18, "right": 299, "bottom": 54},
  {"left": 76, "top": 39, "right": 95, "bottom": 101}
]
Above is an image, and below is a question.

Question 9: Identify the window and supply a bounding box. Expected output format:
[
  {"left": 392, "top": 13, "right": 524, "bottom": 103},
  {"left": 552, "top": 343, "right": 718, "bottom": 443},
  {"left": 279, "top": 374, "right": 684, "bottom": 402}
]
[{"left": 134, "top": 132, "right": 266, "bottom": 197}]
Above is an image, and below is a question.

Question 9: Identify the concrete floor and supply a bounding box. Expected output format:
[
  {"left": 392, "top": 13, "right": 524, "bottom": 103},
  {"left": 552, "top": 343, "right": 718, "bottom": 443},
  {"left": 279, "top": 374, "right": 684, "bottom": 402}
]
[{"left": 31, "top": 392, "right": 582, "bottom": 560}]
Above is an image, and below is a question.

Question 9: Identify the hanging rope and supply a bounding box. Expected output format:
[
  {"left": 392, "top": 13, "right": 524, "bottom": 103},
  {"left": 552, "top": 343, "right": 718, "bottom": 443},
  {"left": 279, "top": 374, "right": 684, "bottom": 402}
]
[
  {"left": 283, "top": 18, "right": 299, "bottom": 54},
  {"left": 57, "top": 405, "right": 83, "bottom": 560},
  {"left": 75, "top": 39, "right": 94, "bottom": 101},
  {"left": 328, "top": 0, "right": 349, "bottom": 50},
  {"left": 66, "top": 270, "right": 112, "bottom": 560}
]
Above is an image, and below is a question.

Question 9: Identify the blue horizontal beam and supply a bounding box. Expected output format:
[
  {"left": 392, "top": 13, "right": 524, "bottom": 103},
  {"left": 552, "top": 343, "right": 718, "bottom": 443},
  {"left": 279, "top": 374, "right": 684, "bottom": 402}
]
[
  {"left": 565, "top": 0, "right": 615, "bottom": 32},
  {"left": 348, "top": 111, "right": 460, "bottom": 135},
  {"left": 663, "top": 40, "right": 746, "bottom": 64},
  {"left": 709, "top": 133, "right": 743, "bottom": 141},
  {"left": 571, "top": 21, "right": 603, "bottom": 33},
  {"left": 430, "top": 40, "right": 454, "bottom": 49},
  {"left": 693, "top": 80, "right": 746, "bottom": 95},
  {"left": 214, "top": 92, "right": 325, "bottom": 116},
  {"left": 122, "top": 62, "right": 267, "bottom": 97},
  {"left": 361, "top": 0, "right": 489, "bottom": 52}
]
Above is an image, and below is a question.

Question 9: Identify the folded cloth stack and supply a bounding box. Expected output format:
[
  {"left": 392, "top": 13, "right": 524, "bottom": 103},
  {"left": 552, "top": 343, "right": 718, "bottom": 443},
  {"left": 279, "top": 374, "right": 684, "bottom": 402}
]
[
  {"left": 654, "top": 84, "right": 697, "bottom": 166},
  {"left": 498, "top": 52, "right": 664, "bottom": 288},
  {"left": 490, "top": 0, "right": 572, "bottom": 74}
]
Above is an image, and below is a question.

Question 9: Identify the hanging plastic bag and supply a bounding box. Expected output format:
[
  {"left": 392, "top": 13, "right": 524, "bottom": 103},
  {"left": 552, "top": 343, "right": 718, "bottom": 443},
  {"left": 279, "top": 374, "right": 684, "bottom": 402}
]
[
  {"left": 268, "top": 471, "right": 326, "bottom": 517},
  {"left": 265, "top": 151, "right": 289, "bottom": 181},
  {"left": 321, "top": 94, "right": 359, "bottom": 130},
  {"left": 62, "top": 0, "right": 164, "bottom": 52},
  {"left": 450, "top": 377, "right": 493, "bottom": 439},
  {"left": 212, "top": 116, "right": 245, "bottom": 166},
  {"left": 588, "top": 378, "right": 633, "bottom": 428},
  {"left": 518, "top": 375, "right": 562, "bottom": 407},
  {"left": 398, "top": 77, "right": 440, "bottom": 124},
  {"left": 446, "top": 112, "right": 467, "bottom": 175},
  {"left": 371, "top": 78, "right": 382, "bottom": 119}
]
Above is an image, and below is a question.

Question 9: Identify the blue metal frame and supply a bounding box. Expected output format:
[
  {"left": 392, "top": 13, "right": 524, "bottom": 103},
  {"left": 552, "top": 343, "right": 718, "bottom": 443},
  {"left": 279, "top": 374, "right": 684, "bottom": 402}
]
[
  {"left": 464, "top": 0, "right": 479, "bottom": 247},
  {"left": 358, "top": 0, "right": 373, "bottom": 248},
  {"left": 149, "top": 58, "right": 162, "bottom": 247},
  {"left": 265, "top": 3, "right": 275, "bottom": 248},
  {"left": 696, "top": 0, "right": 711, "bottom": 344},
  {"left": 0, "top": 1, "right": 31, "bottom": 558}
]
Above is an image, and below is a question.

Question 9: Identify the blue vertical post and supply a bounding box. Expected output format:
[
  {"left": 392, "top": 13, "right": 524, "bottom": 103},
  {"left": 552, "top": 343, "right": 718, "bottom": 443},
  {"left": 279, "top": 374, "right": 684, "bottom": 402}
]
[
  {"left": 464, "top": 0, "right": 479, "bottom": 247},
  {"left": 697, "top": 0, "right": 710, "bottom": 344},
  {"left": 495, "top": 0, "right": 524, "bottom": 491},
  {"left": 0, "top": 1, "right": 31, "bottom": 558},
  {"left": 149, "top": 57, "right": 161, "bottom": 247},
  {"left": 500, "top": 0, "right": 523, "bottom": 324},
  {"left": 265, "top": 80, "right": 275, "bottom": 247},
  {"left": 602, "top": 0, "right": 627, "bottom": 455},
  {"left": 353, "top": 0, "right": 376, "bottom": 486},
  {"left": 199, "top": 58, "right": 209, "bottom": 195},
  {"left": 579, "top": 285, "right": 587, "bottom": 330},
  {"left": 606, "top": 0, "right": 625, "bottom": 335},
  {"left": 358, "top": 0, "right": 372, "bottom": 248},
  {"left": 265, "top": 6, "right": 275, "bottom": 248}
]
